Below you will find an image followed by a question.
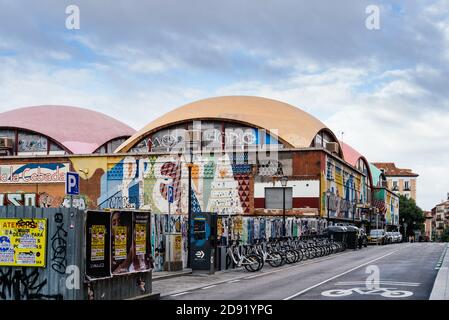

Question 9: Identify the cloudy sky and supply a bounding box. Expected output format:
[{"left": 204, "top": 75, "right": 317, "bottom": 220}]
[{"left": 1, "top": 0, "right": 448, "bottom": 210}]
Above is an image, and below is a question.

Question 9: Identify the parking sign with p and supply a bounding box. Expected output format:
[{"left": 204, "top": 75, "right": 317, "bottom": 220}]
[
  {"left": 168, "top": 185, "right": 174, "bottom": 204},
  {"left": 66, "top": 172, "right": 80, "bottom": 195}
]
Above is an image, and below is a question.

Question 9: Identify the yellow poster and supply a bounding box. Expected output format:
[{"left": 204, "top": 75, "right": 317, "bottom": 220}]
[
  {"left": 217, "top": 218, "right": 223, "bottom": 238},
  {"left": 91, "top": 225, "right": 106, "bottom": 261},
  {"left": 0, "top": 218, "right": 47, "bottom": 267},
  {"left": 135, "top": 223, "right": 146, "bottom": 255},
  {"left": 173, "top": 234, "right": 182, "bottom": 261},
  {"left": 113, "top": 226, "right": 127, "bottom": 260}
]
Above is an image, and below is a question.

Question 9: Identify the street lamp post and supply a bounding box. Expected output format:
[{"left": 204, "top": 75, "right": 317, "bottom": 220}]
[
  {"left": 281, "top": 176, "right": 288, "bottom": 237},
  {"left": 186, "top": 140, "right": 194, "bottom": 268}
]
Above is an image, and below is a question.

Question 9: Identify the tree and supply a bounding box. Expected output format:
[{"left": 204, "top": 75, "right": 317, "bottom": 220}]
[
  {"left": 398, "top": 195, "right": 425, "bottom": 238},
  {"left": 439, "top": 228, "right": 449, "bottom": 242}
]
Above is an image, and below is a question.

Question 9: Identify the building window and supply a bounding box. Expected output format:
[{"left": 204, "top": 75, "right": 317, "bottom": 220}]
[
  {"left": 326, "top": 162, "right": 334, "bottom": 180},
  {"left": 265, "top": 187, "right": 293, "bottom": 209},
  {"left": 17, "top": 132, "right": 48, "bottom": 155},
  {"left": 404, "top": 180, "right": 410, "bottom": 191},
  {"left": 314, "top": 134, "right": 323, "bottom": 147},
  {"left": 49, "top": 142, "right": 65, "bottom": 155},
  {"left": 392, "top": 181, "right": 398, "bottom": 191}
]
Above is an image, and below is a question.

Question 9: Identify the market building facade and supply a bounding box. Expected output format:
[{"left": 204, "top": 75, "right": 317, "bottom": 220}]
[{"left": 0, "top": 96, "right": 399, "bottom": 270}]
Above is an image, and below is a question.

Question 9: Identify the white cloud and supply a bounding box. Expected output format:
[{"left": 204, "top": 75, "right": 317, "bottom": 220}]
[
  {"left": 1, "top": 0, "right": 449, "bottom": 212},
  {"left": 0, "top": 57, "right": 204, "bottom": 129},
  {"left": 213, "top": 62, "right": 449, "bottom": 210}
]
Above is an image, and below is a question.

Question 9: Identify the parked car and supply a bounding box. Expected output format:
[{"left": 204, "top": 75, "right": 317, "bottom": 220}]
[
  {"left": 385, "top": 232, "right": 395, "bottom": 244},
  {"left": 394, "top": 232, "right": 403, "bottom": 243},
  {"left": 368, "top": 229, "right": 387, "bottom": 245}
]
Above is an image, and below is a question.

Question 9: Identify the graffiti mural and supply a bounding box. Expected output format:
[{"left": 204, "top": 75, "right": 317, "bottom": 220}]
[
  {"left": 374, "top": 188, "right": 399, "bottom": 226},
  {"left": 96, "top": 154, "right": 249, "bottom": 216},
  {"left": 17, "top": 133, "right": 48, "bottom": 154},
  {"left": 322, "top": 157, "right": 364, "bottom": 220}
]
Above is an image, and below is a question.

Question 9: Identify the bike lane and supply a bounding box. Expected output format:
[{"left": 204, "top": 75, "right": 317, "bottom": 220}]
[
  {"left": 164, "top": 244, "right": 409, "bottom": 300},
  {"left": 288, "top": 242, "right": 445, "bottom": 300}
]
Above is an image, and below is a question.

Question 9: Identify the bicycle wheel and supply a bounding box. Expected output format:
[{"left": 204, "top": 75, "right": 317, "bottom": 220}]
[
  {"left": 243, "top": 254, "right": 263, "bottom": 272},
  {"left": 284, "top": 249, "right": 297, "bottom": 264},
  {"left": 226, "top": 254, "right": 233, "bottom": 269},
  {"left": 267, "top": 251, "right": 283, "bottom": 267},
  {"left": 294, "top": 249, "right": 303, "bottom": 262},
  {"left": 302, "top": 249, "right": 310, "bottom": 260}
]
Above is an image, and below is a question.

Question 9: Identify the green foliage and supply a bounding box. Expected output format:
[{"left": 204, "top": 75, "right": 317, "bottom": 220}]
[
  {"left": 398, "top": 195, "right": 425, "bottom": 237},
  {"left": 439, "top": 229, "right": 449, "bottom": 242}
]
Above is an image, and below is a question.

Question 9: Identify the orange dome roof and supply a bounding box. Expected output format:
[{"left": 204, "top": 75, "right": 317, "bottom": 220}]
[{"left": 116, "top": 96, "right": 339, "bottom": 153}]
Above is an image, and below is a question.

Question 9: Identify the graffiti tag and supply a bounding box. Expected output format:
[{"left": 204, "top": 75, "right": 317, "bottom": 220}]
[
  {"left": 50, "top": 213, "right": 67, "bottom": 274},
  {"left": 0, "top": 268, "right": 62, "bottom": 300}
]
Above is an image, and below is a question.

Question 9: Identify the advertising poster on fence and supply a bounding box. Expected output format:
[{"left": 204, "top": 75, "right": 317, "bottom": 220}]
[
  {"left": 86, "top": 211, "right": 111, "bottom": 279},
  {"left": 0, "top": 218, "right": 47, "bottom": 267},
  {"left": 111, "top": 210, "right": 133, "bottom": 275},
  {"left": 132, "top": 211, "right": 153, "bottom": 272}
]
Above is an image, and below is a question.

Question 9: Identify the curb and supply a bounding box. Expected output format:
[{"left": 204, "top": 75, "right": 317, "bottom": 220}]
[
  {"left": 429, "top": 244, "right": 449, "bottom": 300},
  {"left": 152, "top": 269, "right": 193, "bottom": 282},
  {"left": 127, "top": 292, "right": 161, "bottom": 300}
]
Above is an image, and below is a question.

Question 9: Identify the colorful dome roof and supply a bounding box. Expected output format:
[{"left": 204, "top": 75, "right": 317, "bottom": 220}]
[
  {"left": 0, "top": 105, "right": 136, "bottom": 154},
  {"left": 116, "top": 96, "right": 340, "bottom": 153}
]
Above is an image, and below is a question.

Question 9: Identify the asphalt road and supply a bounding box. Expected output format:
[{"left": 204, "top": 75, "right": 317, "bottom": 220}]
[{"left": 163, "top": 242, "right": 446, "bottom": 300}]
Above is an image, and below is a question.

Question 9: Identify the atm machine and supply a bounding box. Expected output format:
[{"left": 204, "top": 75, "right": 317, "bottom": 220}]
[{"left": 189, "top": 212, "right": 217, "bottom": 273}]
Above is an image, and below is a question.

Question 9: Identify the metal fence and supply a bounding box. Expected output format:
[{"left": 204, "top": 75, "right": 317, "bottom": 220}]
[{"left": 0, "top": 206, "right": 152, "bottom": 300}]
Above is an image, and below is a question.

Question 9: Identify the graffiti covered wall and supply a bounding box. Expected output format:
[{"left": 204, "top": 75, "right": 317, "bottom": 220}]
[
  {"left": 321, "top": 155, "right": 366, "bottom": 220},
  {"left": 374, "top": 188, "right": 399, "bottom": 226}
]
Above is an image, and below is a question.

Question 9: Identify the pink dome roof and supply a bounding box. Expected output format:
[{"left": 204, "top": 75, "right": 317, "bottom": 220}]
[
  {"left": 0, "top": 105, "right": 136, "bottom": 154},
  {"left": 340, "top": 141, "right": 363, "bottom": 166},
  {"left": 340, "top": 141, "right": 373, "bottom": 187}
]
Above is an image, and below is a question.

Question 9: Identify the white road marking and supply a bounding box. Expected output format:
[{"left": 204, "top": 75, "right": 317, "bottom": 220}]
[
  {"left": 335, "top": 281, "right": 420, "bottom": 287},
  {"left": 244, "top": 250, "right": 355, "bottom": 280},
  {"left": 171, "top": 291, "right": 190, "bottom": 297},
  {"left": 283, "top": 249, "right": 400, "bottom": 300},
  {"left": 201, "top": 285, "right": 217, "bottom": 290},
  {"left": 228, "top": 279, "right": 241, "bottom": 283},
  {"left": 321, "top": 287, "right": 414, "bottom": 298}
]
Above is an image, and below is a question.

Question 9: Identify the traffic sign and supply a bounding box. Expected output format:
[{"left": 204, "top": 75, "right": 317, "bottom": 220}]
[
  {"left": 168, "top": 185, "right": 174, "bottom": 203},
  {"left": 65, "top": 172, "right": 80, "bottom": 195}
]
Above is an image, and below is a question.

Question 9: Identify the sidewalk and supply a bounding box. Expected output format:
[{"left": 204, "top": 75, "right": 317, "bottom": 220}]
[
  {"left": 153, "top": 268, "right": 193, "bottom": 281},
  {"left": 429, "top": 244, "right": 449, "bottom": 300},
  {"left": 152, "top": 268, "right": 251, "bottom": 297}
]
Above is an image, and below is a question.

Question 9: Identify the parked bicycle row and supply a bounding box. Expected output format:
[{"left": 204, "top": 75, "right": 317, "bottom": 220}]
[{"left": 225, "top": 236, "right": 347, "bottom": 272}]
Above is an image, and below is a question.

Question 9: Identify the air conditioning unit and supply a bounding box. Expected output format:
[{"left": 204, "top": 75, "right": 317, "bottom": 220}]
[
  {"left": 325, "top": 142, "right": 339, "bottom": 154},
  {"left": 0, "top": 137, "right": 13, "bottom": 149}
]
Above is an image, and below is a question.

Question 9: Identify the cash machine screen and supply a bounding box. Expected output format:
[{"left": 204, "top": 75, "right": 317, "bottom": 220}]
[{"left": 193, "top": 218, "right": 206, "bottom": 240}]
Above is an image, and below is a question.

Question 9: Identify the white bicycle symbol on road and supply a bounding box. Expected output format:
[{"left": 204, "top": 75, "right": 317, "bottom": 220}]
[{"left": 322, "top": 287, "right": 414, "bottom": 298}]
